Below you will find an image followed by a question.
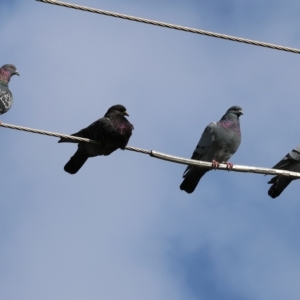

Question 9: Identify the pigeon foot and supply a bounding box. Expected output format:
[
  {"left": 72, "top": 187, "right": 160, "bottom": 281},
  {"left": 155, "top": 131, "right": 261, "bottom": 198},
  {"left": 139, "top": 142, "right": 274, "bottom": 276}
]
[
  {"left": 223, "top": 162, "right": 233, "bottom": 170},
  {"left": 211, "top": 160, "right": 220, "bottom": 169}
]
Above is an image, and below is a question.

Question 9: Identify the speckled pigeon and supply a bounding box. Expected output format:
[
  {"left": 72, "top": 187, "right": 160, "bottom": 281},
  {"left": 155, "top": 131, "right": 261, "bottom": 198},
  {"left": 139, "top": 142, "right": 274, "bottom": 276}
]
[
  {"left": 268, "top": 145, "right": 300, "bottom": 198},
  {"left": 180, "top": 105, "right": 243, "bottom": 194},
  {"left": 58, "top": 104, "right": 134, "bottom": 174},
  {"left": 0, "top": 64, "right": 19, "bottom": 115}
]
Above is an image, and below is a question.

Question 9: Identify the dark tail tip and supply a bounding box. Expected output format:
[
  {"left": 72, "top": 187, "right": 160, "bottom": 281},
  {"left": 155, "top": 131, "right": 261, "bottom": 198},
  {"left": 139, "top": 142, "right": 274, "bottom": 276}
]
[
  {"left": 63, "top": 150, "right": 88, "bottom": 174},
  {"left": 267, "top": 176, "right": 292, "bottom": 199},
  {"left": 179, "top": 169, "right": 207, "bottom": 194},
  {"left": 180, "top": 181, "right": 196, "bottom": 194},
  {"left": 64, "top": 163, "right": 78, "bottom": 174},
  {"left": 268, "top": 185, "right": 280, "bottom": 199}
]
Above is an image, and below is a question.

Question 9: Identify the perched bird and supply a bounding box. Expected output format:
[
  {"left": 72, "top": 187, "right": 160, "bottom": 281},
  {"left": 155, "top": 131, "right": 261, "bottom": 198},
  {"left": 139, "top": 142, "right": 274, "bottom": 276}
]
[
  {"left": 180, "top": 105, "right": 243, "bottom": 194},
  {"left": 267, "top": 145, "right": 300, "bottom": 198},
  {"left": 0, "top": 64, "right": 19, "bottom": 115},
  {"left": 59, "top": 104, "right": 134, "bottom": 174}
]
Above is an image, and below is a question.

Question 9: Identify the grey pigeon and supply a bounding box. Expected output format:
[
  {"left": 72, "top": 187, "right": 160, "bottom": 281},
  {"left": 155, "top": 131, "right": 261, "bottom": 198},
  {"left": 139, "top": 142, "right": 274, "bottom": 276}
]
[
  {"left": 0, "top": 64, "right": 19, "bottom": 115},
  {"left": 268, "top": 145, "right": 300, "bottom": 198},
  {"left": 58, "top": 104, "right": 134, "bottom": 174},
  {"left": 180, "top": 106, "right": 243, "bottom": 194}
]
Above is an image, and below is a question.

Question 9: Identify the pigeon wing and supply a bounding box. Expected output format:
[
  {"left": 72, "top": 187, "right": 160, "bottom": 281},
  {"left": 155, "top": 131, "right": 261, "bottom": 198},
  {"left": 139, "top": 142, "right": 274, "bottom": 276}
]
[
  {"left": 272, "top": 145, "right": 300, "bottom": 170},
  {"left": 71, "top": 117, "right": 114, "bottom": 141},
  {"left": 183, "top": 122, "right": 217, "bottom": 176},
  {"left": 0, "top": 86, "right": 12, "bottom": 114},
  {"left": 58, "top": 117, "right": 114, "bottom": 143},
  {"left": 289, "top": 145, "right": 300, "bottom": 162}
]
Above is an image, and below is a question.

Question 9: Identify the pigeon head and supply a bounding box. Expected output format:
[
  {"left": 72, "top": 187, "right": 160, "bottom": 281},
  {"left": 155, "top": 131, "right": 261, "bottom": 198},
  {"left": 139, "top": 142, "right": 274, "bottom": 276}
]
[
  {"left": 221, "top": 105, "right": 243, "bottom": 121},
  {"left": 105, "top": 104, "right": 129, "bottom": 117},
  {"left": 227, "top": 105, "right": 243, "bottom": 116},
  {"left": 0, "top": 64, "right": 19, "bottom": 85}
]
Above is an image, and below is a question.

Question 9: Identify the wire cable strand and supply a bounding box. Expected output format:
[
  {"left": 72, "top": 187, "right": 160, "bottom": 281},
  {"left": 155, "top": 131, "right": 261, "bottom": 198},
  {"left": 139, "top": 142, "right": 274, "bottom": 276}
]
[
  {"left": 36, "top": 0, "right": 300, "bottom": 55},
  {"left": 1, "top": 121, "right": 300, "bottom": 178}
]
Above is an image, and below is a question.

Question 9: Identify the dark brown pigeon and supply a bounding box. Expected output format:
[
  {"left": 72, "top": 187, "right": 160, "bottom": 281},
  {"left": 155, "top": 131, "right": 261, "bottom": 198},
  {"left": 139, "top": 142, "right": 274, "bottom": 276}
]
[
  {"left": 0, "top": 64, "right": 19, "bottom": 115},
  {"left": 58, "top": 104, "right": 134, "bottom": 174},
  {"left": 268, "top": 145, "right": 300, "bottom": 198},
  {"left": 180, "top": 106, "right": 243, "bottom": 194}
]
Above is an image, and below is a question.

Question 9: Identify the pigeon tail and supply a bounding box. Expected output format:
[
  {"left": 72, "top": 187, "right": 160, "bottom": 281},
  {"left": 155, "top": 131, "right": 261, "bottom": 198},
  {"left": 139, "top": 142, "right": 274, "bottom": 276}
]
[
  {"left": 268, "top": 176, "right": 292, "bottom": 199},
  {"left": 64, "top": 149, "right": 88, "bottom": 174},
  {"left": 180, "top": 169, "right": 208, "bottom": 194},
  {"left": 58, "top": 136, "right": 78, "bottom": 143}
]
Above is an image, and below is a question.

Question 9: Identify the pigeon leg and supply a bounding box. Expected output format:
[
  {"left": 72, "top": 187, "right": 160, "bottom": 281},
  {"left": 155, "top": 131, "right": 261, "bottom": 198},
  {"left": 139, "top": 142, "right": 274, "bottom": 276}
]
[
  {"left": 211, "top": 160, "right": 220, "bottom": 169},
  {"left": 223, "top": 162, "right": 233, "bottom": 170}
]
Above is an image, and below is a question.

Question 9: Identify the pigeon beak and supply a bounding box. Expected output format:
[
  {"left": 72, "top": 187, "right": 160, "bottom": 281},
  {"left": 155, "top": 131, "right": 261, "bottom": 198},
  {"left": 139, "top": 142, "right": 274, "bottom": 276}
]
[
  {"left": 124, "top": 111, "right": 129, "bottom": 116},
  {"left": 14, "top": 70, "right": 20, "bottom": 76},
  {"left": 239, "top": 110, "right": 243, "bottom": 115}
]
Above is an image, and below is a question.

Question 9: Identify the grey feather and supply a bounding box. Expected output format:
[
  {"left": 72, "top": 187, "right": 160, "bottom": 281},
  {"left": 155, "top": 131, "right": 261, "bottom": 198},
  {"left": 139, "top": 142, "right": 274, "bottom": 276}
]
[
  {"left": 268, "top": 145, "right": 300, "bottom": 198},
  {"left": 180, "top": 106, "right": 243, "bottom": 194},
  {"left": 0, "top": 86, "right": 13, "bottom": 114}
]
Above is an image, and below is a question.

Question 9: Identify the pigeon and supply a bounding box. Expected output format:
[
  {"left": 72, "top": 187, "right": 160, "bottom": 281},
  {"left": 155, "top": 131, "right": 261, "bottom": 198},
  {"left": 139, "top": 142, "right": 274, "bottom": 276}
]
[
  {"left": 267, "top": 145, "right": 300, "bottom": 198},
  {"left": 58, "top": 104, "right": 134, "bottom": 174},
  {"left": 0, "top": 64, "right": 19, "bottom": 115},
  {"left": 180, "top": 105, "right": 243, "bottom": 194}
]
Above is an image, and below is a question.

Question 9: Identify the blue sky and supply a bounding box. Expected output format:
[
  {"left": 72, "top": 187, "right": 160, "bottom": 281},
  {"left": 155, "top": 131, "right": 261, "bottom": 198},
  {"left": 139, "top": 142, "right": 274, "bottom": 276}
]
[{"left": 1, "top": 0, "right": 300, "bottom": 299}]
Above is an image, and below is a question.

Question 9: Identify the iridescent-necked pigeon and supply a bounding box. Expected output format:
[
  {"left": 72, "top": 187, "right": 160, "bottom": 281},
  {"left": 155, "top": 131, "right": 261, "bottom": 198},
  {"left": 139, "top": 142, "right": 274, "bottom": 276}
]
[
  {"left": 59, "top": 104, "right": 134, "bottom": 174},
  {"left": 0, "top": 64, "right": 19, "bottom": 115},
  {"left": 180, "top": 105, "right": 243, "bottom": 194}
]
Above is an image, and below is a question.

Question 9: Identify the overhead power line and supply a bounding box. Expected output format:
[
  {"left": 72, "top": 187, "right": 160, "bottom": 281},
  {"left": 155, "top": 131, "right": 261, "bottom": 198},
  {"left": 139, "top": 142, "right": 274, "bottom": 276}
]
[
  {"left": 1, "top": 121, "right": 300, "bottom": 179},
  {"left": 36, "top": 0, "right": 300, "bottom": 55}
]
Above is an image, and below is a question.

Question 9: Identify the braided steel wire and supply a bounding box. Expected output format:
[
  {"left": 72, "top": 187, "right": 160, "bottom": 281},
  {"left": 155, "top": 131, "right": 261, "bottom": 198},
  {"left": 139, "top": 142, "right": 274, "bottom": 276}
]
[
  {"left": 1, "top": 122, "right": 300, "bottom": 178},
  {"left": 36, "top": 0, "right": 300, "bottom": 54}
]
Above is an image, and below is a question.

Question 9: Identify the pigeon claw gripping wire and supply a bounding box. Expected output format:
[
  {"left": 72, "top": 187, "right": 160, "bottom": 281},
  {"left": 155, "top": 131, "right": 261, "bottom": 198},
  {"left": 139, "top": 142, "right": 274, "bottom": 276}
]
[
  {"left": 212, "top": 160, "right": 220, "bottom": 169},
  {"left": 224, "top": 162, "right": 234, "bottom": 171}
]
